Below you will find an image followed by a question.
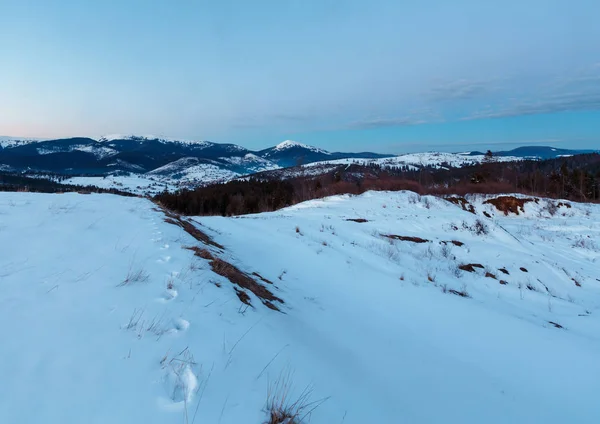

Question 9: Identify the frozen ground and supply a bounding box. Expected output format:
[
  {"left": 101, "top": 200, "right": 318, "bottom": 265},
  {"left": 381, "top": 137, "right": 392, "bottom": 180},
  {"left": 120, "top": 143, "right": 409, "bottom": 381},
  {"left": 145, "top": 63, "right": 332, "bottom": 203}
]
[{"left": 0, "top": 191, "right": 599, "bottom": 423}]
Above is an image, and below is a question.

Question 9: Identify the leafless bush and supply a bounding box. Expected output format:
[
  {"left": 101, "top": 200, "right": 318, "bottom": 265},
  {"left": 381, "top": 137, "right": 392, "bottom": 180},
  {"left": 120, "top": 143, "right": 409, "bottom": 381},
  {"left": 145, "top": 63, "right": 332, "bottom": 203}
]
[
  {"left": 541, "top": 201, "right": 558, "bottom": 216},
  {"left": 264, "top": 371, "right": 329, "bottom": 424},
  {"left": 572, "top": 237, "right": 597, "bottom": 250},
  {"left": 440, "top": 243, "right": 452, "bottom": 259},
  {"left": 472, "top": 219, "right": 489, "bottom": 235}
]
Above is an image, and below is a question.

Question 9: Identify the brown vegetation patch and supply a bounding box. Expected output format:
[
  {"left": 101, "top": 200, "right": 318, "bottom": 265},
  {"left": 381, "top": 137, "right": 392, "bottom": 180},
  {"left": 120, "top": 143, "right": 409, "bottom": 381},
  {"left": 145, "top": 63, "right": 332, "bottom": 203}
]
[
  {"left": 520, "top": 267, "right": 528, "bottom": 272},
  {"left": 252, "top": 272, "right": 274, "bottom": 285},
  {"left": 160, "top": 207, "right": 224, "bottom": 249},
  {"left": 234, "top": 288, "right": 251, "bottom": 305},
  {"left": 499, "top": 280, "right": 508, "bottom": 285},
  {"left": 483, "top": 196, "right": 534, "bottom": 215},
  {"left": 458, "top": 263, "right": 485, "bottom": 272},
  {"left": 557, "top": 202, "right": 572, "bottom": 209},
  {"left": 446, "top": 197, "right": 476, "bottom": 214},
  {"left": 382, "top": 234, "right": 429, "bottom": 243},
  {"left": 185, "top": 246, "right": 215, "bottom": 260},
  {"left": 483, "top": 211, "right": 492, "bottom": 218},
  {"left": 572, "top": 278, "right": 582, "bottom": 287},
  {"left": 210, "top": 258, "right": 283, "bottom": 310},
  {"left": 346, "top": 218, "right": 369, "bottom": 223},
  {"left": 485, "top": 272, "right": 497, "bottom": 279},
  {"left": 498, "top": 268, "right": 509, "bottom": 275}
]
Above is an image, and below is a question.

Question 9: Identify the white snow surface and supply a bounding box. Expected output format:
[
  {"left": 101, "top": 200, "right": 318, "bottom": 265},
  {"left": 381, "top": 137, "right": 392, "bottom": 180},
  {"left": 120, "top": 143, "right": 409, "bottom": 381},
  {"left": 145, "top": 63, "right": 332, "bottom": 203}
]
[
  {"left": 306, "top": 151, "right": 524, "bottom": 169},
  {"left": 61, "top": 175, "right": 175, "bottom": 195},
  {"left": 0, "top": 191, "right": 599, "bottom": 423},
  {"left": 97, "top": 134, "right": 214, "bottom": 147},
  {"left": 273, "top": 140, "right": 330, "bottom": 154},
  {"left": 0, "top": 136, "right": 48, "bottom": 148}
]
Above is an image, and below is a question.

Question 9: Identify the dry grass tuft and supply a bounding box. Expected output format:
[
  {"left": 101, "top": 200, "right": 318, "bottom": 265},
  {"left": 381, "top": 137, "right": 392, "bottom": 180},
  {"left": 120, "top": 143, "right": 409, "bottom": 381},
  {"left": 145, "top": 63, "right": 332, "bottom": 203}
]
[{"left": 264, "top": 372, "right": 329, "bottom": 424}]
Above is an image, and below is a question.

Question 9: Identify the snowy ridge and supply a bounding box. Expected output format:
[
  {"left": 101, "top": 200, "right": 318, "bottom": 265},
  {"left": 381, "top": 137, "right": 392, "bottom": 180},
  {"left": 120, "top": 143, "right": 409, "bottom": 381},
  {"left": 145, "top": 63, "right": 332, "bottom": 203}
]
[
  {"left": 0, "top": 191, "right": 599, "bottom": 423},
  {"left": 0, "top": 136, "right": 48, "bottom": 148},
  {"left": 97, "top": 134, "right": 214, "bottom": 147},
  {"left": 305, "top": 151, "right": 524, "bottom": 169},
  {"left": 273, "top": 140, "right": 330, "bottom": 154}
]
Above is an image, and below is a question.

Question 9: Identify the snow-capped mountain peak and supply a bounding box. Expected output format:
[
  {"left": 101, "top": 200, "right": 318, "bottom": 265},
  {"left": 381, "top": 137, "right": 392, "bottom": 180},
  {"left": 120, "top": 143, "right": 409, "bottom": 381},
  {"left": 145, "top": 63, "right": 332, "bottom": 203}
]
[{"left": 274, "top": 140, "right": 329, "bottom": 154}]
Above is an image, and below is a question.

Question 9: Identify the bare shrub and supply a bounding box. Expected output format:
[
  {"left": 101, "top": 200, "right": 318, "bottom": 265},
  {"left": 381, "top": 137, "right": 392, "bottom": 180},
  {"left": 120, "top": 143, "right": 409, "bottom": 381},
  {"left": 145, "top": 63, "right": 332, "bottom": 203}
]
[
  {"left": 440, "top": 243, "right": 452, "bottom": 258},
  {"left": 264, "top": 372, "right": 329, "bottom": 424},
  {"left": 472, "top": 219, "right": 489, "bottom": 235}
]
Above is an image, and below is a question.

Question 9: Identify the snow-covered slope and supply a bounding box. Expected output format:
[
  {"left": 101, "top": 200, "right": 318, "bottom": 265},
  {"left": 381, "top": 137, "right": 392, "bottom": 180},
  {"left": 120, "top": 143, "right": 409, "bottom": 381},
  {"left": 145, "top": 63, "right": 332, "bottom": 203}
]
[
  {"left": 272, "top": 140, "right": 330, "bottom": 155},
  {"left": 0, "top": 136, "right": 48, "bottom": 148},
  {"left": 306, "top": 151, "right": 523, "bottom": 170},
  {"left": 1, "top": 191, "right": 599, "bottom": 423}
]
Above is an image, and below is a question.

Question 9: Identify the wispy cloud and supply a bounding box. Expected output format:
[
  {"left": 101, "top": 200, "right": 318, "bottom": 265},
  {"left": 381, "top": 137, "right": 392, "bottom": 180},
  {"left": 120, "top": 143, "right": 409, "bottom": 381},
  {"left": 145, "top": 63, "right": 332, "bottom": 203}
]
[
  {"left": 465, "top": 91, "right": 600, "bottom": 120},
  {"left": 348, "top": 116, "right": 428, "bottom": 129},
  {"left": 429, "top": 79, "right": 493, "bottom": 101}
]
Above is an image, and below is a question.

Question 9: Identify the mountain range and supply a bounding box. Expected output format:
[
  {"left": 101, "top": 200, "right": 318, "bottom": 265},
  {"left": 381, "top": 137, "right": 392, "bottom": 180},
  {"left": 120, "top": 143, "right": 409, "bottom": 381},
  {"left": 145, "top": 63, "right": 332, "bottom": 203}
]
[
  {"left": 0, "top": 135, "right": 389, "bottom": 176},
  {"left": 1, "top": 135, "right": 597, "bottom": 194}
]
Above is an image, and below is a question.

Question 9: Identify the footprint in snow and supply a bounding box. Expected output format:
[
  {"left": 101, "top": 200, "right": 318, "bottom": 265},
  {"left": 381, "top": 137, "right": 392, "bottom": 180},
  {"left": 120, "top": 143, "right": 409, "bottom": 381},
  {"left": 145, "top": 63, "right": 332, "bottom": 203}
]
[
  {"left": 173, "top": 318, "right": 190, "bottom": 332},
  {"left": 158, "top": 289, "right": 178, "bottom": 303}
]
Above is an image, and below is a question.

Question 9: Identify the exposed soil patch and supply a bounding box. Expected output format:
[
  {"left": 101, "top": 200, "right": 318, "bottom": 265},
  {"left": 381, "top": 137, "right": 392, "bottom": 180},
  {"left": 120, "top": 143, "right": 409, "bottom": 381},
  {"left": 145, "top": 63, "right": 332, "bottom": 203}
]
[
  {"left": 498, "top": 268, "right": 509, "bottom": 275},
  {"left": 346, "top": 218, "right": 369, "bottom": 223},
  {"left": 520, "top": 267, "right": 528, "bottom": 272},
  {"left": 572, "top": 278, "right": 582, "bottom": 287},
  {"left": 459, "top": 263, "right": 485, "bottom": 272},
  {"left": 484, "top": 196, "right": 534, "bottom": 216},
  {"left": 483, "top": 211, "right": 492, "bottom": 218},
  {"left": 499, "top": 280, "right": 508, "bottom": 285},
  {"left": 210, "top": 258, "right": 283, "bottom": 310},
  {"left": 446, "top": 197, "right": 476, "bottom": 214},
  {"left": 162, "top": 209, "right": 224, "bottom": 249},
  {"left": 186, "top": 246, "right": 214, "bottom": 260},
  {"left": 485, "top": 272, "right": 497, "bottom": 280},
  {"left": 557, "top": 202, "right": 572, "bottom": 209},
  {"left": 160, "top": 206, "right": 281, "bottom": 310},
  {"left": 382, "top": 234, "right": 429, "bottom": 243}
]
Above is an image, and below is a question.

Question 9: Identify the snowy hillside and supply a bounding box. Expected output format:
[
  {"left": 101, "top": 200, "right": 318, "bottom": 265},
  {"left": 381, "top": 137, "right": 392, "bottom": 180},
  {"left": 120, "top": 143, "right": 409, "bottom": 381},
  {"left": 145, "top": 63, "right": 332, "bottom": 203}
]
[
  {"left": 305, "top": 151, "right": 523, "bottom": 170},
  {"left": 0, "top": 191, "right": 599, "bottom": 423}
]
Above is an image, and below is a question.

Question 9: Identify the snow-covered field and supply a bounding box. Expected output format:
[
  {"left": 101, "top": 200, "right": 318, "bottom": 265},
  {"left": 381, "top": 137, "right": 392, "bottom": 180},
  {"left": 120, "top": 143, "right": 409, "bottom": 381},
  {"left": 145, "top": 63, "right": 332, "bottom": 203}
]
[
  {"left": 61, "top": 174, "right": 176, "bottom": 195},
  {"left": 1, "top": 191, "right": 599, "bottom": 423}
]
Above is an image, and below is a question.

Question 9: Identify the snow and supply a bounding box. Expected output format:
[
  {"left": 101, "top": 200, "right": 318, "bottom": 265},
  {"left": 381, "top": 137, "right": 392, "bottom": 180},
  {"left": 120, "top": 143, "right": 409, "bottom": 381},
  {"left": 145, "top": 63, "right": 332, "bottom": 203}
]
[
  {"left": 61, "top": 175, "right": 175, "bottom": 195},
  {"left": 305, "top": 151, "right": 524, "bottom": 170},
  {"left": 35, "top": 144, "right": 118, "bottom": 159},
  {"left": 0, "top": 191, "right": 599, "bottom": 423},
  {"left": 0, "top": 136, "right": 48, "bottom": 148},
  {"left": 97, "top": 134, "right": 214, "bottom": 147},
  {"left": 273, "top": 140, "right": 330, "bottom": 154}
]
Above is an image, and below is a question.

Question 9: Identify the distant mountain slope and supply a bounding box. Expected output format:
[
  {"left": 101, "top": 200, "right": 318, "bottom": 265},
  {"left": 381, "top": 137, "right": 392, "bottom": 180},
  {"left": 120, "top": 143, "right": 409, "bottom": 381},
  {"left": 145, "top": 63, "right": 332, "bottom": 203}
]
[
  {"left": 257, "top": 140, "right": 389, "bottom": 168},
  {"left": 0, "top": 136, "right": 389, "bottom": 176},
  {"left": 468, "top": 146, "right": 599, "bottom": 159}
]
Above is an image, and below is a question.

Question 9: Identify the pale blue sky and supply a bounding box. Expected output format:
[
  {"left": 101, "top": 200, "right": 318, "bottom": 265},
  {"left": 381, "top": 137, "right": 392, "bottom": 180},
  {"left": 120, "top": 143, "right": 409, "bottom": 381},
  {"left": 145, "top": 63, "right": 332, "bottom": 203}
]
[{"left": 1, "top": 0, "right": 599, "bottom": 153}]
